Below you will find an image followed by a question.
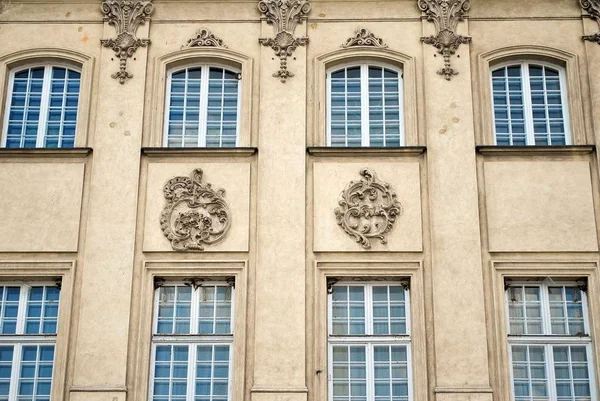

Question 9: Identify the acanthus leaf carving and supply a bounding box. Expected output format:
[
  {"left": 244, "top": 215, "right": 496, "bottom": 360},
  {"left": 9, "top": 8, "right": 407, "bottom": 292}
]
[
  {"left": 100, "top": 0, "right": 154, "bottom": 84},
  {"left": 258, "top": 0, "right": 311, "bottom": 82},
  {"left": 580, "top": 0, "right": 600, "bottom": 44},
  {"left": 160, "top": 169, "right": 231, "bottom": 251},
  {"left": 187, "top": 28, "right": 228, "bottom": 48},
  {"left": 334, "top": 168, "right": 403, "bottom": 250},
  {"left": 417, "top": 0, "right": 471, "bottom": 80},
  {"left": 342, "top": 28, "right": 388, "bottom": 48}
]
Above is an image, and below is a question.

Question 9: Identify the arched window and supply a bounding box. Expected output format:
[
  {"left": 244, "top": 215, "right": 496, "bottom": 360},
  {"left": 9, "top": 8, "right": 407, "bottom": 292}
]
[
  {"left": 491, "top": 62, "right": 570, "bottom": 146},
  {"left": 327, "top": 64, "right": 404, "bottom": 147},
  {"left": 2, "top": 64, "right": 81, "bottom": 148},
  {"left": 164, "top": 65, "right": 241, "bottom": 148}
]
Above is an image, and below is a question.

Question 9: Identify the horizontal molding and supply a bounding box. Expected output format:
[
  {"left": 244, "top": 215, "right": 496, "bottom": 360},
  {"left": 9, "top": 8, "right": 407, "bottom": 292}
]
[
  {"left": 307, "top": 146, "right": 426, "bottom": 157},
  {"left": 476, "top": 145, "right": 595, "bottom": 156},
  {"left": 250, "top": 386, "right": 309, "bottom": 393},
  {"left": 434, "top": 386, "right": 494, "bottom": 394},
  {"left": 142, "top": 147, "right": 257, "bottom": 158},
  {"left": 0, "top": 147, "right": 92, "bottom": 159},
  {"left": 69, "top": 385, "right": 127, "bottom": 393}
]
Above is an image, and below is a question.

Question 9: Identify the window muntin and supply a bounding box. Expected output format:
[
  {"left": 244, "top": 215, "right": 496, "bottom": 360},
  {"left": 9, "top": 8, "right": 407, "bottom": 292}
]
[
  {"left": 491, "top": 62, "right": 569, "bottom": 146},
  {"left": 2, "top": 65, "right": 80, "bottom": 149},
  {"left": 328, "top": 282, "right": 412, "bottom": 401},
  {"left": 327, "top": 64, "right": 404, "bottom": 147},
  {"left": 164, "top": 66, "right": 240, "bottom": 148},
  {"left": 150, "top": 283, "right": 234, "bottom": 401},
  {"left": 0, "top": 284, "right": 61, "bottom": 401},
  {"left": 506, "top": 282, "right": 595, "bottom": 401}
]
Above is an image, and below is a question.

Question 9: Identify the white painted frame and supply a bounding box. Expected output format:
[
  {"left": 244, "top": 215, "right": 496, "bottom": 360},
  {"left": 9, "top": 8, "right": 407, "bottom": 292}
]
[
  {"left": 0, "top": 282, "right": 62, "bottom": 401},
  {"left": 162, "top": 65, "right": 242, "bottom": 148},
  {"left": 1, "top": 63, "right": 82, "bottom": 148},
  {"left": 148, "top": 282, "right": 235, "bottom": 401},
  {"left": 488, "top": 59, "right": 572, "bottom": 146},
  {"left": 504, "top": 280, "right": 597, "bottom": 401},
  {"left": 326, "top": 281, "right": 413, "bottom": 401},
  {"left": 325, "top": 63, "right": 405, "bottom": 147}
]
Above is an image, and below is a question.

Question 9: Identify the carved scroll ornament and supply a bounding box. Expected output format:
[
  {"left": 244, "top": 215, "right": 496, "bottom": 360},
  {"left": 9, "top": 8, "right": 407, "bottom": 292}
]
[
  {"left": 580, "top": 0, "right": 600, "bottom": 44},
  {"left": 100, "top": 0, "right": 154, "bottom": 84},
  {"left": 418, "top": 0, "right": 471, "bottom": 80},
  {"left": 334, "top": 169, "right": 403, "bottom": 250},
  {"left": 160, "top": 169, "right": 231, "bottom": 251},
  {"left": 342, "top": 28, "right": 388, "bottom": 48},
  {"left": 258, "top": 0, "right": 311, "bottom": 82},
  {"left": 187, "top": 28, "right": 228, "bottom": 48}
]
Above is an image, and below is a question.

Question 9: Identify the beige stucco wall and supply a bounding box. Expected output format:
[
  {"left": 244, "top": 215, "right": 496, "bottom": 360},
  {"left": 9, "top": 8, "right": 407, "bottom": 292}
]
[{"left": 0, "top": 1, "right": 599, "bottom": 401}]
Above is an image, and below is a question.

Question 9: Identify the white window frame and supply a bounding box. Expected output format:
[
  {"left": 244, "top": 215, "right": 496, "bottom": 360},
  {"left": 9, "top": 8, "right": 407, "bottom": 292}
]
[
  {"left": 326, "top": 63, "right": 405, "bottom": 147},
  {"left": 505, "top": 280, "right": 597, "bottom": 401},
  {"left": 149, "top": 281, "right": 235, "bottom": 401},
  {"left": 327, "top": 281, "right": 413, "bottom": 401},
  {"left": 0, "top": 282, "right": 61, "bottom": 401},
  {"left": 1, "top": 63, "right": 81, "bottom": 149},
  {"left": 163, "top": 64, "right": 242, "bottom": 148},
  {"left": 490, "top": 60, "right": 571, "bottom": 146}
]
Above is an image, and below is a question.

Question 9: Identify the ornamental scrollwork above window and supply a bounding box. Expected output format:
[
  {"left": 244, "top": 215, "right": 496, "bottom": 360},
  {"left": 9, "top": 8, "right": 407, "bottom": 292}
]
[
  {"left": 160, "top": 169, "right": 231, "bottom": 251},
  {"left": 334, "top": 168, "right": 403, "bottom": 250}
]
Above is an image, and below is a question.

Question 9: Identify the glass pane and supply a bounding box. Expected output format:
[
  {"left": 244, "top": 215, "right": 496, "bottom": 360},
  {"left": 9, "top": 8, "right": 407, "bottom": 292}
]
[
  {"left": 198, "top": 285, "right": 233, "bottom": 335},
  {"left": 156, "top": 286, "right": 192, "bottom": 334},
  {"left": 17, "top": 345, "right": 55, "bottom": 401},
  {"left": 195, "top": 345, "right": 230, "bottom": 400},
  {"left": 25, "top": 286, "right": 60, "bottom": 335},
  {"left": 152, "top": 345, "right": 188, "bottom": 401}
]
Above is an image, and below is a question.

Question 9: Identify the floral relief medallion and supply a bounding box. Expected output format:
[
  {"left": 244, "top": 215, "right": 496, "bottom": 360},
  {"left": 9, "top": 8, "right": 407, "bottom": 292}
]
[
  {"left": 334, "top": 168, "right": 403, "bottom": 249},
  {"left": 160, "top": 169, "right": 231, "bottom": 251}
]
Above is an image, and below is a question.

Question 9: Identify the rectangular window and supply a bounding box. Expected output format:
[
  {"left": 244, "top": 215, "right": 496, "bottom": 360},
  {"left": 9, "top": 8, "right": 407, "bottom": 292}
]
[
  {"left": 328, "top": 281, "right": 412, "bottom": 401},
  {"left": 0, "top": 283, "right": 61, "bottom": 401},
  {"left": 506, "top": 281, "right": 596, "bottom": 401},
  {"left": 150, "top": 282, "right": 234, "bottom": 401}
]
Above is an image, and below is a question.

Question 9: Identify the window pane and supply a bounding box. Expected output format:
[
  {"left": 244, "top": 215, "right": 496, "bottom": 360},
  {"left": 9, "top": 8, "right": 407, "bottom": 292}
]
[
  {"left": 0, "top": 346, "right": 13, "bottom": 401},
  {"left": 25, "top": 286, "right": 60, "bottom": 335},
  {"left": 196, "top": 345, "right": 230, "bottom": 401},
  {"left": 331, "top": 345, "right": 366, "bottom": 401},
  {"left": 507, "top": 286, "right": 543, "bottom": 335},
  {"left": 198, "top": 285, "right": 232, "bottom": 335},
  {"left": 156, "top": 286, "right": 192, "bottom": 334},
  {"left": 152, "top": 345, "right": 188, "bottom": 401},
  {"left": 331, "top": 286, "right": 365, "bottom": 335},
  {"left": 372, "top": 286, "right": 407, "bottom": 335},
  {"left": 368, "top": 68, "right": 401, "bottom": 147},
  {"left": 548, "top": 286, "right": 586, "bottom": 336},
  {"left": 553, "top": 346, "right": 592, "bottom": 401},
  {"left": 511, "top": 345, "right": 548, "bottom": 401},
  {"left": 0, "top": 286, "right": 20, "bottom": 334},
  {"left": 17, "top": 345, "right": 54, "bottom": 401}
]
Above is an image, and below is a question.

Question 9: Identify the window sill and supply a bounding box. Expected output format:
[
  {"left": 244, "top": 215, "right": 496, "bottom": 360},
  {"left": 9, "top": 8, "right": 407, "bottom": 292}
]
[
  {"left": 142, "top": 147, "right": 257, "bottom": 158},
  {"left": 476, "top": 145, "right": 595, "bottom": 156},
  {"left": 307, "top": 146, "right": 426, "bottom": 157},
  {"left": 0, "top": 147, "right": 92, "bottom": 159}
]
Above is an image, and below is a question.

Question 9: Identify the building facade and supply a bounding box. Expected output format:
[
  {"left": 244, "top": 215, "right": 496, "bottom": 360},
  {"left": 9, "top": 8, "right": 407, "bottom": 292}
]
[{"left": 0, "top": 0, "right": 599, "bottom": 401}]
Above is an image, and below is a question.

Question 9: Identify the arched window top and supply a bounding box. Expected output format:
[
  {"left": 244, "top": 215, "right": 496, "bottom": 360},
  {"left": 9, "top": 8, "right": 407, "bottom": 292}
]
[
  {"left": 164, "top": 64, "right": 241, "bottom": 148},
  {"left": 490, "top": 60, "right": 570, "bottom": 146},
  {"left": 2, "top": 63, "right": 82, "bottom": 148},
  {"left": 327, "top": 63, "right": 404, "bottom": 148}
]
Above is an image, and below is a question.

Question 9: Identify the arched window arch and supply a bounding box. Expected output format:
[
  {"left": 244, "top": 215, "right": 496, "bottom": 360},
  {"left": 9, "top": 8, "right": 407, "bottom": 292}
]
[
  {"left": 2, "top": 63, "right": 81, "bottom": 148},
  {"left": 490, "top": 60, "right": 570, "bottom": 146},
  {"left": 164, "top": 64, "right": 241, "bottom": 148},
  {"left": 327, "top": 63, "right": 404, "bottom": 147}
]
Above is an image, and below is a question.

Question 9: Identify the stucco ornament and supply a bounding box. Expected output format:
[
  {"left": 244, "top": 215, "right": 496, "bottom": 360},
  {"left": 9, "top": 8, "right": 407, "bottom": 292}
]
[
  {"left": 418, "top": 0, "right": 471, "bottom": 80},
  {"left": 342, "top": 28, "right": 388, "bottom": 48},
  {"left": 334, "top": 169, "right": 403, "bottom": 250},
  {"left": 160, "top": 169, "right": 231, "bottom": 251},
  {"left": 100, "top": 0, "right": 154, "bottom": 84},
  {"left": 258, "top": 0, "right": 311, "bottom": 82},
  {"left": 187, "top": 28, "right": 228, "bottom": 48},
  {"left": 580, "top": 0, "right": 600, "bottom": 43}
]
